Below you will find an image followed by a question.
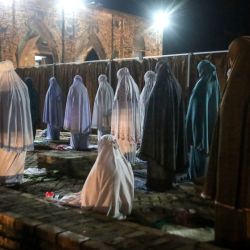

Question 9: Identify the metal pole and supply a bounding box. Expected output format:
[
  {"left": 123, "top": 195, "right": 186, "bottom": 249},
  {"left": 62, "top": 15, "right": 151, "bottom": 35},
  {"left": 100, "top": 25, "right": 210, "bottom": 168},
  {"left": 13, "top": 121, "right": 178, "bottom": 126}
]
[
  {"left": 12, "top": 0, "right": 16, "bottom": 25},
  {"left": 109, "top": 59, "right": 112, "bottom": 84},
  {"left": 111, "top": 14, "right": 114, "bottom": 59},
  {"left": 187, "top": 53, "right": 191, "bottom": 89},
  {"left": 61, "top": 8, "right": 65, "bottom": 63},
  {"left": 53, "top": 63, "right": 56, "bottom": 77}
]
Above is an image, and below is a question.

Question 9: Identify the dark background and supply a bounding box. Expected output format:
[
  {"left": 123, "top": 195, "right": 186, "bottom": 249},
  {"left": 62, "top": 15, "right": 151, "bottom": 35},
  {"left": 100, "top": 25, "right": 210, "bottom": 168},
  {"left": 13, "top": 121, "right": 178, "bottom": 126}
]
[{"left": 93, "top": 0, "right": 249, "bottom": 54}]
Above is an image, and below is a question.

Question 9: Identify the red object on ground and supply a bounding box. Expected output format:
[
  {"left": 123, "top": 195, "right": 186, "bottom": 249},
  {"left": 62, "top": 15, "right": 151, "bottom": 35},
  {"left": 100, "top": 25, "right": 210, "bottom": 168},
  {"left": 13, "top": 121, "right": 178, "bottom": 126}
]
[{"left": 45, "top": 191, "right": 55, "bottom": 198}]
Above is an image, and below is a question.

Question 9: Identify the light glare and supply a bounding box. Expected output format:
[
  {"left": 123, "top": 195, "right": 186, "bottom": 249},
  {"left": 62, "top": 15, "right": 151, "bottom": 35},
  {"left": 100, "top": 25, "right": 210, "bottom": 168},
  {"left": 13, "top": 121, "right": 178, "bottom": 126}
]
[
  {"left": 58, "top": 0, "right": 85, "bottom": 13},
  {"left": 152, "top": 10, "right": 171, "bottom": 31},
  {"left": 0, "top": 0, "right": 15, "bottom": 6}
]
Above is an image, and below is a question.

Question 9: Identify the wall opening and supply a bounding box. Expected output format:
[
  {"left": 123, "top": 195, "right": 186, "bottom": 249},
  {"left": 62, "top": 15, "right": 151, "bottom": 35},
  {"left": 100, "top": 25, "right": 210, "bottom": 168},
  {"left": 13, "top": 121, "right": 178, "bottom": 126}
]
[
  {"left": 35, "top": 54, "right": 54, "bottom": 66},
  {"left": 85, "top": 48, "right": 99, "bottom": 61},
  {"left": 134, "top": 35, "right": 145, "bottom": 59}
]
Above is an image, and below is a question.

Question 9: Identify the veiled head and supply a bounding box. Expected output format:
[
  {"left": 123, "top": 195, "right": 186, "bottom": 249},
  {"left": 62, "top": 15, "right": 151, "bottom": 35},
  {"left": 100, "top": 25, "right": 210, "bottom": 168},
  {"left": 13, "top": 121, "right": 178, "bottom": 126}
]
[
  {"left": 74, "top": 75, "right": 83, "bottom": 82},
  {"left": 24, "top": 77, "right": 33, "bottom": 88},
  {"left": 228, "top": 36, "right": 250, "bottom": 75},
  {"left": 117, "top": 67, "right": 130, "bottom": 81},
  {"left": 98, "top": 74, "right": 108, "bottom": 85},
  {"left": 144, "top": 70, "right": 156, "bottom": 83},
  {"left": 98, "top": 134, "right": 119, "bottom": 152},
  {"left": 49, "top": 77, "right": 57, "bottom": 86},
  {"left": 0, "top": 60, "right": 14, "bottom": 73},
  {"left": 197, "top": 60, "right": 216, "bottom": 77}
]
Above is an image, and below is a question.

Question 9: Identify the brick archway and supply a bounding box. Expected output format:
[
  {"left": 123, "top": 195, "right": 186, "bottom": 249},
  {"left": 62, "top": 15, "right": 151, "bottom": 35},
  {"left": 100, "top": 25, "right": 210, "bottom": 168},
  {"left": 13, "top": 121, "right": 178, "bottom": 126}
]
[
  {"left": 16, "top": 20, "right": 59, "bottom": 67},
  {"left": 77, "top": 33, "right": 106, "bottom": 61},
  {"left": 85, "top": 48, "right": 99, "bottom": 61}
]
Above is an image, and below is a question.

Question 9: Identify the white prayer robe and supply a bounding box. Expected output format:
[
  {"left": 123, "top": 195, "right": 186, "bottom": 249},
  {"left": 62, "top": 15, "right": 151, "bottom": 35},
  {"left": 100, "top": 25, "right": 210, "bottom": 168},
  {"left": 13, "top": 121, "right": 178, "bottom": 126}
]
[
  {"left": 92, "top": 74, "right": 114, "bottom": 140},
  {"left": 140, "top": 71, "right": 156, "bottom": 136},
  {"left": 111, "top": 67, "right": 141, "bottom": 164},
  {"left": 60, "top": 135, "right": 134, "bottom": 220},
  {"left": 0, "top": 60, "right": 33, "bottom": 185}
]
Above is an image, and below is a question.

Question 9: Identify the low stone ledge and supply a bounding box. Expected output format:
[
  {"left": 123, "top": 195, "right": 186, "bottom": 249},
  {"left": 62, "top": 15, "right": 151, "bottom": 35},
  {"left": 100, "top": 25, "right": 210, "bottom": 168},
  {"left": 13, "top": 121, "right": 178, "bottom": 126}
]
[
  {"left": 36, "top": 223, "right": 66, "bottom": 243},
  {"left": 57, "top": 231, "right": 90, "bottom": 250},
  {"left": 0, "top": 187, "right": 227, "bottom": 250}
]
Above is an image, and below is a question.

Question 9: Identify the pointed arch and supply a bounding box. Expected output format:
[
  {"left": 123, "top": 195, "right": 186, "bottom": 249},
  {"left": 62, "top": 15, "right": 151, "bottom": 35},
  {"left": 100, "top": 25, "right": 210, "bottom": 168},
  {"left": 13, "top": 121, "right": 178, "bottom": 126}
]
[
  {"left": 85, "top": 48, "right": 99, "bottom": 61},
  {"left": 16, "top": 19, "right": 59, "bottom": 67},
  {"left": 76, "top": 33, "right": 106, "bottom": 61}
]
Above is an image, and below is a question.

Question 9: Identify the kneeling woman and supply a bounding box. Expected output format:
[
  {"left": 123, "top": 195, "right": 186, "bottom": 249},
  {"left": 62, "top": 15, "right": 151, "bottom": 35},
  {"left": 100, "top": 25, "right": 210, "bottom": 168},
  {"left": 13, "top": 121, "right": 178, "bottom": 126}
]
[{"left": 60, "top": 134, "right": 134, "bottom": 219}]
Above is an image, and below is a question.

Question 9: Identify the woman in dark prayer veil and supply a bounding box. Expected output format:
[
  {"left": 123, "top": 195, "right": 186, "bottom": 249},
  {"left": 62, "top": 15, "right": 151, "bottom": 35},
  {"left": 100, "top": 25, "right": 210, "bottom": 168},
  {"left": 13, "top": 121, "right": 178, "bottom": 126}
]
[
  {"left": 24, "top": 77, "right": 39, "bottom": 139},
  {"left": 186, "top": 60, "right": 220, "bottom": 181},
  {"left": 140, "top": 60, "right": 187, "bottom": 191},
  {"left": 203, "top": 36, "right": 250, "bottom": 249}
]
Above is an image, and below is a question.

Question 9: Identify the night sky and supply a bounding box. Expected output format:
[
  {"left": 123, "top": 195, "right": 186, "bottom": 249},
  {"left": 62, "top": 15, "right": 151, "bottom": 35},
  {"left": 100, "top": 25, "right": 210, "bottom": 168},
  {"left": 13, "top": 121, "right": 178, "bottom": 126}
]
[{"left": 93, "top": 0, "right": 249, "bottom": 54}]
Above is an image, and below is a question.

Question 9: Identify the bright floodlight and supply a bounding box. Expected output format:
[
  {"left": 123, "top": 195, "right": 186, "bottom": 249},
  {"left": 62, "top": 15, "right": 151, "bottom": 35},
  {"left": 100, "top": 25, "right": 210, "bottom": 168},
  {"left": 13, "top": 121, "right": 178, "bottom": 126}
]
[
  {"left": 152, "top": 10, "right": 171, "bottom": 31},
  {"left": 0, "top": 0, "right": 14, "bottom": 6},
  {"left": 58, "top": 0, "right": 85, "bottom": 13}
]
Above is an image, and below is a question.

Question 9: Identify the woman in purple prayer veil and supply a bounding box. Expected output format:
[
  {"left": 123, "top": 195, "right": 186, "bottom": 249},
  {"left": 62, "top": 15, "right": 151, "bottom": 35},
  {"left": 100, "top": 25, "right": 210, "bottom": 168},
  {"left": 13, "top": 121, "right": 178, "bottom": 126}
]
[
  {"left": 43, "top": 77, "right": 64, "bottom": 140},
  {"left": 64, "top": 75, "right": 91, "bottom": 150}
]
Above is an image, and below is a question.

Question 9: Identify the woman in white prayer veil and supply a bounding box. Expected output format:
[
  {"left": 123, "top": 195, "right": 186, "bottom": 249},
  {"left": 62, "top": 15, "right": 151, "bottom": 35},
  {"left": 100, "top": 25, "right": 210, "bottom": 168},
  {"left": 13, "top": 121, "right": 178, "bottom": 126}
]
[
  {"left": 0, "top": 60, "right": 34, "bottom": 185},
  {"left": 60, "top": 134, "right": 134, "bottom": 220},
  {"left": 111, "top": 67, "right": 141, "bottom": 164},
  {"left": 140, "top": 71, "right": 156, "bottom": 135},
  {"left": 64, "top": 75, "right": 91, "bottom": 150},
  {"left": 92, "top": 74, "right": 114, "bottom": 140}
]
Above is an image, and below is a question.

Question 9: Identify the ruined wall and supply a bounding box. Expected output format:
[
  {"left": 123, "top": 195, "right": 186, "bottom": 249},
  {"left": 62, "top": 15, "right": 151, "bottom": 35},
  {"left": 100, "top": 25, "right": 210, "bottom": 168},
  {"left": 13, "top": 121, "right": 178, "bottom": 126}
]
[{"left": 0, "top": 0, "right": 162, "bottom": 67}]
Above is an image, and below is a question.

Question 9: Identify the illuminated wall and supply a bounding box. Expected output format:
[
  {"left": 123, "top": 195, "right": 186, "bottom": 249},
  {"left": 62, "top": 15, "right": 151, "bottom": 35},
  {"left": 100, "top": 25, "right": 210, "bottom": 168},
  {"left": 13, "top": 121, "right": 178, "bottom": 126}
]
[{"left": 0, "top": 0, "right": 163, "bottom": 67}]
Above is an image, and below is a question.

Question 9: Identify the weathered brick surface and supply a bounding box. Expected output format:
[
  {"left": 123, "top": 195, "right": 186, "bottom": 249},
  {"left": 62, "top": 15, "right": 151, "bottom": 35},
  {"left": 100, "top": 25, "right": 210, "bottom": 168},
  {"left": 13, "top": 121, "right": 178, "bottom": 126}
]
[
  {"left": 0, "top": 236, "right": 20, "bottom": 250},
  {"left": 0, "top": 138, "right": 227, "bottom": 249},
  {"left": 57, "top": 231, "right": 89, "bottom": 250},
  {"left": 0, "top": 186, "right": 227, "bottom": 250},
  {"left": 0, "top": 0, "right": 162, "bottom": 67},
  {"left": 36, "top": 223, "right": 66, "bottom": 243}
]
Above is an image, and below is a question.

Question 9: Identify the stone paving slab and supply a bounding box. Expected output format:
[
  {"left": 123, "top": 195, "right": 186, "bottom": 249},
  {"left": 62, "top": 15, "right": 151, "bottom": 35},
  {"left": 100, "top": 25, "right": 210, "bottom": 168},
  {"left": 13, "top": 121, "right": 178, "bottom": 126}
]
[
  {"left": 0, "top": 131, "right": 225, "bottom": 249},
  {"left": 0, "top": 187, "right": 227, "bottom": 250},
  {"left": 19, "top": 165, "right": 215, "bottom": 241},
  {"left": 37, "top": 149, "right": 97, "bottom": 179},
  {"left": 21, "top": 133, "right": 216, "bottom": 244}
]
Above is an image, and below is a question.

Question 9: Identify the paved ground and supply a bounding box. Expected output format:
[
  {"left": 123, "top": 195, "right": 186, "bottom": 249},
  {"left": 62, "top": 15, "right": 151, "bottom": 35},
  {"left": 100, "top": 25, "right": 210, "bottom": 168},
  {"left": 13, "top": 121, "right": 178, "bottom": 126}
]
[
  {"left": 0, "top": 131, "right": 224, "bottom": 249},
  {"left": 22, "top": 132, "right": 215, "bottom": 241},
  {"left": 0, "top": 186, "right": 224, "bottom": 250}
]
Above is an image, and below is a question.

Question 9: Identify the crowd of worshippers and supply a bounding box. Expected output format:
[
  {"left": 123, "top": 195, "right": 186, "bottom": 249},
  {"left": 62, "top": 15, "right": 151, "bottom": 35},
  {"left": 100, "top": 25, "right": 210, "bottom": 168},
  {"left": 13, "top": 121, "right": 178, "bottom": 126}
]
[{"left": 0, "top": 36, "right": 249, "bottom": 248}]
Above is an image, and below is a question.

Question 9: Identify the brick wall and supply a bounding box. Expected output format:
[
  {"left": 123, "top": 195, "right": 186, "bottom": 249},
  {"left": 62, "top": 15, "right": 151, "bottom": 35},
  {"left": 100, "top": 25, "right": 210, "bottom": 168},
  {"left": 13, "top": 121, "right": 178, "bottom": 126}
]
[{"left": 0, "top": 0, "right": 162, "bottom": 67}]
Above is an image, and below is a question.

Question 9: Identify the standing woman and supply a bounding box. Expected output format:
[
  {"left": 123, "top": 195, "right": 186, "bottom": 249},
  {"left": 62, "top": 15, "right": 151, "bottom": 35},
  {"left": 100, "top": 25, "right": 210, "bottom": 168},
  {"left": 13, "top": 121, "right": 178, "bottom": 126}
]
[
  {"left": 203, "top": 37, "right": 250, "bottom": 249},
  {"left": 92, "top": 74, "right": 114, "bottom": 140},
  {"left": 0, "top": 61, "right": 34, "bottom": 185},
  {"left": 186, "top": 60, "right": 220, "bottom": 181},
  {"left": 24, "top": 77, "right": 39, "bottom": 139},
  {"left": 43, "top": 77, "right": 64, "bottom": 140},
  {"left": 111, "top": 67, "right": 141, "bottom": 164},
  {"left": 140, "top": 70, "right": 156, "bottom": 136},
  {"left": 140, "top": 61, "right": 187, "bottom": 191},
  {"left": 64, "top": 75, "right": 91, "bottom": 150}
]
